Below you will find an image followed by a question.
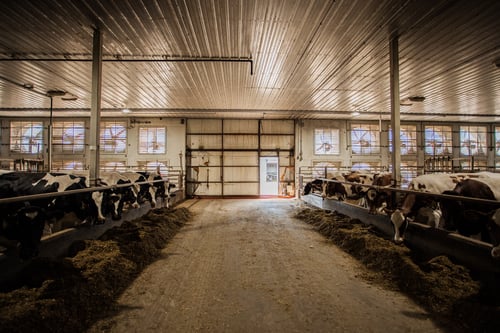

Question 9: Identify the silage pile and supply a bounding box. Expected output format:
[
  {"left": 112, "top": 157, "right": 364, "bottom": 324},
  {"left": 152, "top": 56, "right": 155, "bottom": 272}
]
[
  {"left": 0, "top": 207, "right": 191, "bottom": 333},
  {"left": 295, "top": 205, "right": 500, "bottom": 333}
]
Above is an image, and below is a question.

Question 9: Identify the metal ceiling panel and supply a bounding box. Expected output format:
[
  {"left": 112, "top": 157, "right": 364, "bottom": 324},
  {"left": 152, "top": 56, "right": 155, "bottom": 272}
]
[{"left": 0, "top": 0, "right": 499, "bottom": 121}]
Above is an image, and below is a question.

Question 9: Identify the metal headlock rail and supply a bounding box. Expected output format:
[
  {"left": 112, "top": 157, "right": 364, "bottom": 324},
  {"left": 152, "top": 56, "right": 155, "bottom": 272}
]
[
  {"left": 299, "top": 178, "right": 500, "bottom": 275},
  {"left": 0, "top": 178, "right": 169, "bottom": 205}
]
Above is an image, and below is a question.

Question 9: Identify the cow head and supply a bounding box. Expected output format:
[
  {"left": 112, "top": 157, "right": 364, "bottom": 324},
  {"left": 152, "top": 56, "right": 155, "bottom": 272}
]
[{"left": 390, "top": 209, "right": 407, "bottom": 244}]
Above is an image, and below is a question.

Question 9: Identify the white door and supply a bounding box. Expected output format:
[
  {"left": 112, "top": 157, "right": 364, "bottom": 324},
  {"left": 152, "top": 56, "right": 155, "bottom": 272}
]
[{"left": 260, "top": 157, "right": 279, "bottom": 195}]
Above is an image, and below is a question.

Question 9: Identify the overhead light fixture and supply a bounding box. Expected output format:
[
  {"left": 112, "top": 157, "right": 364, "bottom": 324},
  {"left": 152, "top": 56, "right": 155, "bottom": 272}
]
[
  {"left": 494, "top": 58, "right": 500, "bottom": 68},
  {"left": 122, "top": 108, "right": 131, "bottom": 113},
  {"left": 23, "top": 83, "right": 34, "bottom": 89},
  {"left": 400, "top": 98, "right": 413, "bottom": 106},
  {"left": 46, "top": 89, "right": 66, "bottom": 97},
  {"left": 61, "top": 95, "right": 78, "bottom": 101},
  {"left": 351, "top": 111, "right": 360, "bottom": 116},
  {"left": 408, "top": 95, "right": 425, "bottom": 102}
]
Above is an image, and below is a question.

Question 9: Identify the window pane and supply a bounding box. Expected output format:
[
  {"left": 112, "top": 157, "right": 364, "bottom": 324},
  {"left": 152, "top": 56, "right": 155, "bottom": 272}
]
[
  {"left": 351, "top": 124, "right": 380, "bottom": 154},
  {"left": 496, "top": 127, "right": 500, "bottom": 156},
  {"left": 139, "top": 127, "right": 166, "bottom": 154},
  {"left": 52, "top": 121, "right": 85, "bottom": 153},
  {"left": 52, "top": 160, "right": 85, "bottom": 171},
  {"left": 460, "top": 125, "right": 486, "bottom": 156},
  {"left": 388, "top": 125, "right": 417, "bottom": 155},
  {"left": 10, "top": 121, "right": 44, "bottom": 154},
  {"left": 100, "top": 121, "right": 127, "bottom": 153},
  {"left": 424, "top": 125, "right": 452, "bottom": 155},
  {"left": 100, "top": 161, "right": 126, "bottom": 172},
  {"left": 314, "top": 128, "right": 340, "bottom": 155}
]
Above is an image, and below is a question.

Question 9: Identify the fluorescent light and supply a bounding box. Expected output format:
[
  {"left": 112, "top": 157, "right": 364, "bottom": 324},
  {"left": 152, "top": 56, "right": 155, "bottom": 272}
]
[{"left": 122, "top": 108, "right": 131, "bottom": 113}]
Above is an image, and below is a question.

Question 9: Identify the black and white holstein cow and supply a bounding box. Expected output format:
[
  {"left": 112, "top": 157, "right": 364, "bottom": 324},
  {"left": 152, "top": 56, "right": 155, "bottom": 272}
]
[
  {"left": 120, "top": 171, "right": 176, "bottom": 208},
  {"left": 93, "top": 172, "right": 140, "bottom": 222},
  {"left": 439, "top": 176, "right": 500, "bottom": 259},
  {"left": 0, "top": 172, "right": 97, "bottom": 259}
]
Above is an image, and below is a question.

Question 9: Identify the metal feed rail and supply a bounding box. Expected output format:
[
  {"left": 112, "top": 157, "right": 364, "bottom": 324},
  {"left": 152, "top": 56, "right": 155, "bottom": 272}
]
[{"left": 0, "top": 179, "right": 169, "bottom": 205}]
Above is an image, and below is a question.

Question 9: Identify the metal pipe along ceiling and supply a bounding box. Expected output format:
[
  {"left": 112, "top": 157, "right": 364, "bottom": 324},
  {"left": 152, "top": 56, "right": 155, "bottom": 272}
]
[{"left": 0, "top": 56, "right": 254, "bottom": 75}]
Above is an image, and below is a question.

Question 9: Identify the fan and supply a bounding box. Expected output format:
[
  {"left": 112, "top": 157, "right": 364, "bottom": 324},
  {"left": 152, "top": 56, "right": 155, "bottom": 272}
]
[
  {"left": 425, "top": 128, "right": 446, "bottom": 155},
  {"left": 103, "top": 124, "right": 126, "bottom": 153},
  {"left": 61, "top": 125, "right": 85, "bottom": 152},
  {"left": 315, "top": 132, "right": 332, "bottom": 153},
  {"left": 351, "top": 128, "right": 372, "bottom": 154},
  {"left": 21, "top": 124, "right": 43, "bottom": 153}
]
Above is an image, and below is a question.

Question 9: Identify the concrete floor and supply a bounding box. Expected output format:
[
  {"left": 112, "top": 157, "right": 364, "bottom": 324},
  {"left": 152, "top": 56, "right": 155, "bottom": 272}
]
[{"left": 88, "top": 198, "right": 442, "bottom": 333}]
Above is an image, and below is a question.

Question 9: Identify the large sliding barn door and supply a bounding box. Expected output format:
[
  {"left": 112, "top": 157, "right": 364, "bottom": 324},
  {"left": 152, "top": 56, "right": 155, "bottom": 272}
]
[{"left": 186, "top": 119, "right": 295, "bottom": 197}]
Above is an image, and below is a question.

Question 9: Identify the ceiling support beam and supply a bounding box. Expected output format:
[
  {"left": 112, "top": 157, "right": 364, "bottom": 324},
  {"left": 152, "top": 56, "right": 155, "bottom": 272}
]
[
  {"left": 89, "top": 28, "right": 103, "bottom": 187},
  {"left": 390, "top": 35, "right": 401, "bottom": 187}
]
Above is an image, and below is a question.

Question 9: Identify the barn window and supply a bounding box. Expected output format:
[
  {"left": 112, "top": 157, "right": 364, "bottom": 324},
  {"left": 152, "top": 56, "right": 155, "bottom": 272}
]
[
  {"left": 9, "top": 121, "right": 44, "bottom": 154},
  {"left": 494, "top": 127, "right": 500, "bottom": 156},
  {"left": 52, "top": 160, "right": 85, "bottom": 171},
  {"left": 100, "top": 121, "right": 127, "bottom": 154},
  {"left": 351, "top": 161, "right": 380, "bottom": 171},
  {"left": 137, "top": 161, "right": 169, "bottom": 175},
  {"left": 100, "top": 161, "right": 126, "bottom": 172},
  {"left": 424, "top": 125, "right": 452, "bottom": 156},
  {"left": 459, "top": 125, "right": 486, "bottom": 156},
  {"left": 350, "top": 124, "right": 380, "bottom": 155},
  {"left": 311, "top": 161, "right": 340, "bottom": 179},
  {"left": 138, "top": 127, "right": 166, "bottom": 154},
  {"left": 388, "top": 125, "right": 417, "bottom": 155},
  {"left": 52, "top": 121, "right": 85, "bottom": 154},
  {"left": 314, "top": 128, "right": 340, "bottom": 155}
]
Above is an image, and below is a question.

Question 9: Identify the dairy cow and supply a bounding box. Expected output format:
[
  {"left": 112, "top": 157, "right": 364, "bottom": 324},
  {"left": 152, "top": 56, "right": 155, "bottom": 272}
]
[
  {"left": 390, "top": 173, "right": 464, "bottom": 243},
  {"left": 0, "top": 172, "right": 97, "bottom": 259},
  {"left": 93, "top": 172, "right": 140, "bottom": 222},
  {"left": 440, "top": 177, "right": 500, "bottom": 258},
  {"left": 365, "top": 172, "right": 393, "bottom": 215}
]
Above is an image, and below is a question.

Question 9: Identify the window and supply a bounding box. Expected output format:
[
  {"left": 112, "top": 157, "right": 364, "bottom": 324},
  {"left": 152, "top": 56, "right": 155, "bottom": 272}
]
[
  {"left": 139, "top": 127, "right": 166, "bottom": 154},
  {"left": 424, "top": 125, "right": 452, "bottom": 156},
  {"left": 495, "top": 127, "right": 500, "bottom": 156},
  {"left": 10, "top": 121, "right": 44, "bottom": 154},
  {"left": 460, "top": 159, "right": 487, "bottom": 171},
  {"left": 389, "top": 162, "right": 417, "bottom": 188},
  {"left": 351, "top": 124, "right": 380, "bottom": 154},
  {"left": 351, "top": 161, "right": 380, "bottom": 172},
  {"left": 314, "top": 128, "right": 340, "bottom": 155},
  {"left": 311, "top": 161, "right": 340, "bottom": 179},
  {"left": 52, "top": 121, "right": 85, "bottom": 154},
  {"left": 100, "top": 121, "right": 127, "bottom": 153},
  {"left": 460, "top": 125, "right": 486, "bottom": 156},
  {"left": 138, "top": 161, "right": 169, "bottom": 176},
  {"left": 52, "top": 160, "right": 85, "bottom": 171},
  {"left": 100, "top": 161, "right": 126, "bottom": 172},
  {"left": 388, "top": 125, "right": 417, "bottom": 155}
]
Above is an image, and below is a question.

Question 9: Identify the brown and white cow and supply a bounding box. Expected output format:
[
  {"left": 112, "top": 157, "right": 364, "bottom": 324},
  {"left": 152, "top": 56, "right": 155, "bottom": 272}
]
[
  {"left": 390, "top": 173, "right": 464, "bottom": 243},
  {"left": 440, "top": 176, "right": 500, "bottom": 258}
]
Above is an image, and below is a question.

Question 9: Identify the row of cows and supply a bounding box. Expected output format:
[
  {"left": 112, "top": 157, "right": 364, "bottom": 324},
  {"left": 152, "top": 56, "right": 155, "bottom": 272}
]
[
  {"left": 303, "top": 171, "right": 500, "bottom": 259},
  {"left": 0, "top": 171, "right": 176, "bottom": 259}
]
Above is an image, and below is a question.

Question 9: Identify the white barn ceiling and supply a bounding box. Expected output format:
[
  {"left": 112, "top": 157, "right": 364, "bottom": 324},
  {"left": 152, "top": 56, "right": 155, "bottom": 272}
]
[{"left": 0, "top": 0, "right": 499, "bottom": 121}]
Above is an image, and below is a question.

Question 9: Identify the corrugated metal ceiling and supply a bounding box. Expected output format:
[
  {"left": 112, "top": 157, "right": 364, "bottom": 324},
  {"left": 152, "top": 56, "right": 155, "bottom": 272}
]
[{"left": 0, "top": 0, "right": 499, "bottom": 121}]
